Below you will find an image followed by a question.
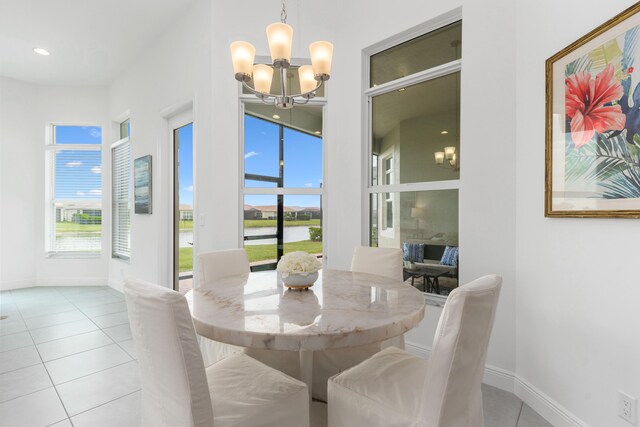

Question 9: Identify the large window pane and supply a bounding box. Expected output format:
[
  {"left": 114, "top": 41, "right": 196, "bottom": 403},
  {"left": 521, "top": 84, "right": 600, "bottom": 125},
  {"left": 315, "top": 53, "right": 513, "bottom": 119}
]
[
  {"left": 244, "top": 115, "right": 280, "bottom": 183},
  {"left": 282, "top": 195, "right": 322, "bottom": 256},
  {"left": 370, "top": 190, "right": 459, "bottom": 295},
  {"left": 371, "top": 72, "right": 460, "bottom": 184},
  {"left": 244, "top": 195, "right": 279, "bottom": 268},
  {"left": 370, "top": 21, "right": 461, "bottom": 87}
]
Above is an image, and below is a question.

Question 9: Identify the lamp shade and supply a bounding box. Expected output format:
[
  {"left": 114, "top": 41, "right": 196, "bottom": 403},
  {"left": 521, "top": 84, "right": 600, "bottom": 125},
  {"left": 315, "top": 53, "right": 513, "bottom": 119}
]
[
  {"left": 434, "top": 151, "right": 445, "bottom": 165},
  {"left": 230, "top": 41, "right": 255, "bottom": 80},
  {"left": 411, "top": 207, "right": 425, "bottom": 219},
  {"left": 444, "top": 146, "right": 456, "bottom": 160},
  {"left": 253, "top": 64, "right": 274, "bottom": 94},
  {"left": 298, "top": 65, "right": 317, "bottom": 93},
  {"left": 266, "top": 23, "right": 293, "bottom": 63},
  {"left": 309, "top": 41, "right": 333, "bottom": 79}
]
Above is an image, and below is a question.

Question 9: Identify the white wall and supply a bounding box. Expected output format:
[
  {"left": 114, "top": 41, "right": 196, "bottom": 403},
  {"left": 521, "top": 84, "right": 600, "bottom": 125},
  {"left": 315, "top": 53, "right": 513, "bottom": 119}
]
[
  {"left": 515, "top": 1, "right": 640, "bottom": 425},
  {"left": 0, "top": 77, "right": 39, "bottom": 289},
  {"left": 107, "top": 0, "right": 212, "bottom": 289},
  {"left": 0, "top": 77, "right": 109, "bottom": 289}
]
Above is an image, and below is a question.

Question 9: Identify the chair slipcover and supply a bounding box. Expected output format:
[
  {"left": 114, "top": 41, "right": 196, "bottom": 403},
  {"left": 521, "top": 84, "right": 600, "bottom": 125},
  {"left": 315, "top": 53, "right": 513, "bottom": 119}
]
[
  {"left": 124, "top": 278, "right": 309, "bottom": 427},
  {"left": 327, "top": 274, "right": 502, "bottom": 427},
  {"left": 310, "top": 246, "right": 406, "bottom": 401},
  {"left": 198, "top": 249, "right": 250, "bottom": 366}
]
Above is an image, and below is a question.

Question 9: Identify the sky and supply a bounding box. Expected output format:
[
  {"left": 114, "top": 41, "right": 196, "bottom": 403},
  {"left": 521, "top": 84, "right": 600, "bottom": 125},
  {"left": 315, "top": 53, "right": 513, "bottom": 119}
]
[
  {"left": 177, "top": 123, "right": 194, "bottom": 207},
  {"left": 55, "top": 126, "right": 102, "bottom": 201},
  {"left": 244, "top": 115, "right": 322, "bottom": 208},
  {"left": 55, "top": 118, "right": 320, "bottom": 209}
]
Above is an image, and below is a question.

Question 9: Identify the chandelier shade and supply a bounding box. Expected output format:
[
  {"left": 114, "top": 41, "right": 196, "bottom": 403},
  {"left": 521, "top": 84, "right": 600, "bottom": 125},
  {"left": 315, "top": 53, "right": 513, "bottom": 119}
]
[
  {"left": 230, "top": 41, "right": 256, "bottom": 81},
  {"left": 230, "top": 1, "right": 333, "bottom": 109}
]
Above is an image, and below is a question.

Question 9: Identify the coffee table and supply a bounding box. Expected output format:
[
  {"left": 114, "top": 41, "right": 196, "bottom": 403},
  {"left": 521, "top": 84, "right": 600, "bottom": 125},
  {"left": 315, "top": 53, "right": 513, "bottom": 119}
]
[{"left": 403, "top": 266, "right": 451, "bottom": 293}]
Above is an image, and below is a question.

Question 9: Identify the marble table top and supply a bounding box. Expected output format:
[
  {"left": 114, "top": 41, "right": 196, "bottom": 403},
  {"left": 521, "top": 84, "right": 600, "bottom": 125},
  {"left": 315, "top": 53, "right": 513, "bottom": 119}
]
[{"left": 186, "top": 269, "right": 426, "bottom": 351}]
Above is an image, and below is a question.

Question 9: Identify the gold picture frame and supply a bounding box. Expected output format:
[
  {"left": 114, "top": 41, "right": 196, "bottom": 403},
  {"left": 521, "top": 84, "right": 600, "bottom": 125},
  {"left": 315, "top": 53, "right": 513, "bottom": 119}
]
[{"left": 546, "top": 2, "right": 640, "bottom": 218}]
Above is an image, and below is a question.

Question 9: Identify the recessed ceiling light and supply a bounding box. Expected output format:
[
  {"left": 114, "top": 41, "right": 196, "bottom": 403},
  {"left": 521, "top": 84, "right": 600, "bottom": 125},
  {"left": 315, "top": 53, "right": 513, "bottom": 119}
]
[
  {"left": 441, "top": 130, "right": 449, "bottom": 135},
  {"left": 314, "top": 131, "right": 321, "bottom": 135},
  {"left": 33, "top": 47, "right": 50, "bottom": 56},
  {"left": 398, "top": 88, "right": 406, "bottom": 92},
  {"left": 272, "top": 114, "right": 281, "bottom": 119}
]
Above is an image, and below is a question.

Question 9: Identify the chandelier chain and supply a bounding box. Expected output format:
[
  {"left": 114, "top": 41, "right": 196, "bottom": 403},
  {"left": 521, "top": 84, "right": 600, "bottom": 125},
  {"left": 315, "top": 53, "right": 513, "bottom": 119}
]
[{"left": 280, "top": 0, "right": 287, "bottom": 23}]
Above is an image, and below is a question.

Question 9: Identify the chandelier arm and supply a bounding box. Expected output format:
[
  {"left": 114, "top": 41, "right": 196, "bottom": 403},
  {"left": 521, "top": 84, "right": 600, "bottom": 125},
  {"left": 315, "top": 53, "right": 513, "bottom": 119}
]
[
  {"left": 287, "top": 80, "right": 324, "bottom": 99},
  {"left": 241, "top": 81, "right": 275, "bottom": 100}
]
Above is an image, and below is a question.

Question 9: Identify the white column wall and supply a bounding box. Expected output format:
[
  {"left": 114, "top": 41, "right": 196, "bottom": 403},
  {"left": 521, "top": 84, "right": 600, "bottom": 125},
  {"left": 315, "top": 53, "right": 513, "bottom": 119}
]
[
  {"left": 515, "top": 1, "right": 640, "bottom": 425},
  {"left": 0, "top": 77, "right": 109, "bottom": 289},
  {"left": 107, "top": 0, "right": 212, "bottom": 289}
]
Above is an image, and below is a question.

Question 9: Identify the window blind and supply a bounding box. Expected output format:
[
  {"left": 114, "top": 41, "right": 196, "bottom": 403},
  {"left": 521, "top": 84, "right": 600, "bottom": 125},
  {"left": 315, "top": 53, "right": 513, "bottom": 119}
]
[
  {"left": 49, "top": 147, "right": 103, "bottom": 254},
  {"left": 112, "top": 140, "right": 131, "bottom": 259}
]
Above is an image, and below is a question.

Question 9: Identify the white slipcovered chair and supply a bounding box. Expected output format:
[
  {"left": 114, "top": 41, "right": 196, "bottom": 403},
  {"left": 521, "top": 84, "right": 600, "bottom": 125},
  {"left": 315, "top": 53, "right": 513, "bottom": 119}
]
[
  {"left": 123, "top": 278, "right": 309, "bottom": 427},
  {"left": 197, "top": 249, "right": 251, "bottom": 366},
  {"left": 311, "top": 246, "right": 405, "bottom": 401},
  {"left": 327, "top": 274, "right": 502, "bottom": 427}
]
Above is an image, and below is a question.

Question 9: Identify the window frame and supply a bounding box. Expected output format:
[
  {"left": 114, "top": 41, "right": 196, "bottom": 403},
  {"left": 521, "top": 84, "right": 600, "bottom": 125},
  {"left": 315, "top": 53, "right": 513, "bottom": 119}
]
[
  {"left": 362, "top": 9, "right": 462, "bottom": 302},
  {"left": 45, "top": 123, "right": 103, "bottom": 257},
  {"left": 238, "top": 61, "right": 328, "bottom": 266}
]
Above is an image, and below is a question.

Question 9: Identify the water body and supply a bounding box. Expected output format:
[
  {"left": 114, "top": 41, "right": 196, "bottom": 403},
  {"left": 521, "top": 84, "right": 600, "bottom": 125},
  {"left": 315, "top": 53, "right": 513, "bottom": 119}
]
[
  {"left": 55, "top": 226, "right": 313, "bottom": 251},
  {"left": 178, "top": 226, "right": 312, "bottom": 247}
]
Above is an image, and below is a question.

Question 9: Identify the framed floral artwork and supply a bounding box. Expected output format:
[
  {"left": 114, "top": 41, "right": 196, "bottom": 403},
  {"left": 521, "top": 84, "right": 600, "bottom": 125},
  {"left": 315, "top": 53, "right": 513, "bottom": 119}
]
[{"left": 546, "top": 3, "right": 640, "bottom": 218}]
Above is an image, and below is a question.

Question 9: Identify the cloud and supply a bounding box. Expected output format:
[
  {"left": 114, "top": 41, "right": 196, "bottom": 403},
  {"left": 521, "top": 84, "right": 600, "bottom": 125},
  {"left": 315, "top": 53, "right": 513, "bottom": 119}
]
[
  {"left": 89, "top": 189, "right": 102, "bottom": 195},
  {"left": 184, "top": 185, "right": 193, "bottom": 192},
  {"left": 90, "top": 128, "right": 101, "bottom": 138},
  {"left": 304, "top": 183, "right": 313, "bottom": 187},
  {"left": 91, "top": 166, "right": 101, "bottom": 174},
  {"left": 245, "top": 151, "right": 259, "bottom": 159},
  {"left": 66, "top": 161, "right": 82, "bottom": 167}
]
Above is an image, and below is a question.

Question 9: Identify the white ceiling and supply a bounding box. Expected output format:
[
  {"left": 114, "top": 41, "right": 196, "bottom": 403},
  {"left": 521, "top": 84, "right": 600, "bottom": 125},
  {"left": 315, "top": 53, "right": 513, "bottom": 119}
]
[{"left": 0, "top": 0, "right": 197, "bottom": 86}]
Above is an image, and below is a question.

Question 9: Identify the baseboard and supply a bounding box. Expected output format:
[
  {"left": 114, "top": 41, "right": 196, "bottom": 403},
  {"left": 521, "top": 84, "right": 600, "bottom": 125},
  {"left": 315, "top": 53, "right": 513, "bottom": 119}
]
[
  {"left": 405, "top": 340, "right": 516, "bottom": 392},
  {"left": 515, "top": 376, "right": 588, "bottom": 427},
  {"left": 108, "top": 278, "right": 124, "bottom": 293},
  {"left": 0, "top": 278, "right": 37, "bottom": 291},
  {"left": 406, "top": 340, "right": 590, "bottom": 426},
  {"left": 35, "top": 277, "right": 108, "bottom": 287}
]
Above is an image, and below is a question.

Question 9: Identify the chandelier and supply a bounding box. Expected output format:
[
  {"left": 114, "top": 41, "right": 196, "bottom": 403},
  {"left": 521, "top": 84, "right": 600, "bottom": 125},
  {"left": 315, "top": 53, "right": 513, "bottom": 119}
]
[{"left": 230, "top": 0, "right": 333, "bottom": 109}]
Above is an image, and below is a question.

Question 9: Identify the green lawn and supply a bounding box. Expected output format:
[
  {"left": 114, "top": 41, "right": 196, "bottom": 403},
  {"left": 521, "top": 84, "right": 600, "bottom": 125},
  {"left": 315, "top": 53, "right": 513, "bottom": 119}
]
[
  {"left": 179, "top": 247, "right": 194, "bottom": 272},
  {"left": 177, "top": 240, "right": 322, "bottom": 272},
  {"left": 56, "top": 222, "right": 101, "bottom": 233},
  {"left": 244, "top": 219, "right": 320, "bottom": 228}
]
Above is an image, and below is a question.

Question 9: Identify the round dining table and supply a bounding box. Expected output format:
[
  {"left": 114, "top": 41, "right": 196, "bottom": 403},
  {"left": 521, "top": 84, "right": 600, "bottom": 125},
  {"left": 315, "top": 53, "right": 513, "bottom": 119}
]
[{"left": 185, "top": 268, "right": 426, "bottom": 397}]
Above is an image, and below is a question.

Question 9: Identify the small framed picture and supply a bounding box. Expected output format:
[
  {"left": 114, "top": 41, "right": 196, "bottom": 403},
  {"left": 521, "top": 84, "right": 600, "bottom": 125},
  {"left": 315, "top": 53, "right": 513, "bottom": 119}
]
[
  {"left": 134, "top": 155, "right": 152, "bottom": 214},
  {"left": 546, "top": 3, "right": 640, "bottom": 218}
]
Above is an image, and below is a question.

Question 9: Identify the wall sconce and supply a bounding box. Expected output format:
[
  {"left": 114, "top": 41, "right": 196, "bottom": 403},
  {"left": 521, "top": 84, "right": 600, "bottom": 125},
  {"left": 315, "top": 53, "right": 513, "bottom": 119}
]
[{"left": 434, "top": 147, "right": 458, "bottom": 169}]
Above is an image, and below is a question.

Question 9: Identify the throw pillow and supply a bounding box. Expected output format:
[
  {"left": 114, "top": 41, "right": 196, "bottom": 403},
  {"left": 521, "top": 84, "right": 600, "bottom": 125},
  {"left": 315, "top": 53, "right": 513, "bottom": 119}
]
[
  {"left": 440, "top": 246, "right": 459, "bottom": 267},
  {"left": 402, "top": 242, "right": 424, "bottom": 263}
]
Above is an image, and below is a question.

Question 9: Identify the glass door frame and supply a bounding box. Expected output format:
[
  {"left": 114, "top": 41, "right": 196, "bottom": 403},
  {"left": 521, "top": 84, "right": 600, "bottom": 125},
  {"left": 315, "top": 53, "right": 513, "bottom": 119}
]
[{"left": 168, "top": 111, "right": 194, "bottom": 291}]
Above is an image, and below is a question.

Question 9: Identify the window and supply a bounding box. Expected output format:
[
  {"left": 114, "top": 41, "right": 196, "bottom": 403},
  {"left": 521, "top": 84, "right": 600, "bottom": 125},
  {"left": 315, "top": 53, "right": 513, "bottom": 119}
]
[
  {"left": 111, "top": 119, "right": 131, "bottom": 260},
  {"left": 46, "top": 125, "right": 103, "bottom": 254},
  {"left": 242, "top": 103, "right": 324, "bottom": 270},
  {"left": 366, "top": 18, "right": 462, "bottom": 296}
]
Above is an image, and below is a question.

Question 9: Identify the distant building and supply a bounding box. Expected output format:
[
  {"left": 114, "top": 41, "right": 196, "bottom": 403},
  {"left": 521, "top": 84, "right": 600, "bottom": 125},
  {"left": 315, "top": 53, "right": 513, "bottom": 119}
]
[
  {"left": 179, "top": 204, "right": 193, "bottom": 220},
  {"left": 55, "top": 201, "right": 102, "bottom": 223},
  {"left": 243, "top": 204, "right": 262, "bottom": 219}
]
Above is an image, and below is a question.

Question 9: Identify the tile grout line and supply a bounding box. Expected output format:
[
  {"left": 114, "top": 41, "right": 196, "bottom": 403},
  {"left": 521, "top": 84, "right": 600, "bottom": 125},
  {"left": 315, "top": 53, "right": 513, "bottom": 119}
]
[
  {"left": 514, "top": 401, "right": 524, "bottom": 427},
  {"left": 15, "top": 288, "right": 73, "bottom": 426},
  {"left": 66, "top": 389, "right": 141, "bottom": 422}
]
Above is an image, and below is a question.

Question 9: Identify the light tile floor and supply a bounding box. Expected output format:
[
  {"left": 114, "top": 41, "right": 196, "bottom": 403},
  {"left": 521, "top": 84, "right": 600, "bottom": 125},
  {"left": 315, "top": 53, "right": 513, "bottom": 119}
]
[{"left": 0, "top": 286, "right": 552, "bottom": 427}]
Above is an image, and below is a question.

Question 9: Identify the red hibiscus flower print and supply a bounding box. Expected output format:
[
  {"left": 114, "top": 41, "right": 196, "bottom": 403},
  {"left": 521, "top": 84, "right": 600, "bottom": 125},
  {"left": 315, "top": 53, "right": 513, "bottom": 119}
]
[{"left": 565, "top": 64, "right": 626, "bottom": 148}]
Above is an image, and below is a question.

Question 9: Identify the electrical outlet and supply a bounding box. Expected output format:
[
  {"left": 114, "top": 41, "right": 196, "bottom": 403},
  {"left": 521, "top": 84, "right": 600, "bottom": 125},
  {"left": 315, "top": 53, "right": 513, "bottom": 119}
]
[{"left": 619, "top": 391, "right": 638, "bottom": 425}]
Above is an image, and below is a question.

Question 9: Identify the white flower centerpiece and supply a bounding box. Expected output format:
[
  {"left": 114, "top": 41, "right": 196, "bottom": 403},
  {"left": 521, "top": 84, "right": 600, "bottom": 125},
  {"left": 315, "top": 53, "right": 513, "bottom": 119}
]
[{"left": 277, "top": 251, "right": 322, "bottom": 290}]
